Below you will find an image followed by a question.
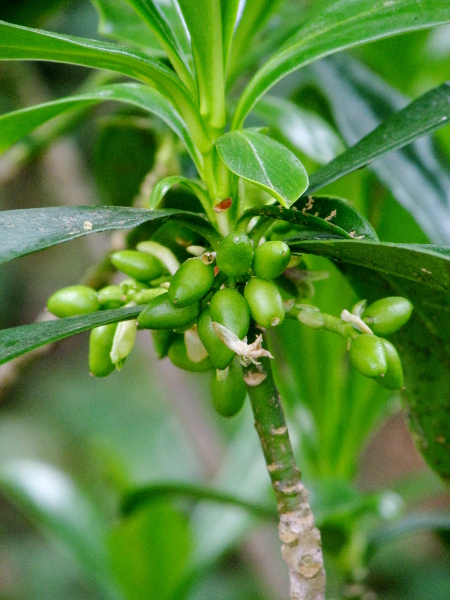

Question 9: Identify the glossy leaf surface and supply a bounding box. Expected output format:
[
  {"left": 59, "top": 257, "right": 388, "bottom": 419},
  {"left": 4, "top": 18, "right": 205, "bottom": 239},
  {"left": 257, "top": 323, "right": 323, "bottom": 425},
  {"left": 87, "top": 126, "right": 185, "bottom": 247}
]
[
  {"left": 220, "top": 0, "right": 240, "bottom": 66},
  {"left": 310, "top": 57, "right": 450, "bottom": 243},
  {"left": 0, "top": 306, "right": 142, "bottom": 366},
  {"left": 287, "top": 239, "right": 450, "bottom": 479},
  {"left": 177, "top": 0, "right": 225, "bottom": 128},
  {"left": 306, "top": 81, "right": 450, "bottom": 194},
  {"left": 287, "top": 239, "right": 450, "bottom": 290},
  {"left": 0, "top": 206, "right": 219, "bottom": 264},
  {"left": 216, "top": 129, "right": 308, "bottom": 208},
  {"left": 232, "top": 0, "right": 450, "bottom": 128},
  {"left": 0, "top": 83, "right": 201, "bottom": 167},
  {"left": 244, "top": 195, "right": 378, "bottom": 240}
]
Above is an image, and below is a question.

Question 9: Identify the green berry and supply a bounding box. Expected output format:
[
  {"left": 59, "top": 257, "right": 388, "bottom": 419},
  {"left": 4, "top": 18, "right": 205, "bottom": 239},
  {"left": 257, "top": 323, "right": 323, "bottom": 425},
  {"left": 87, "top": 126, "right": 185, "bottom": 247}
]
[
  {"left": 349, "top": 334, "right": 388, "bottom": 378},
  {"left": 111, "top": 250, "right": 164, "bottom": 282},
  {"left": 137, "top": 292, "right": 200, "bottom": 330},
  {"left": 209, "top": 288, "right": 250, "bottom": 339},
  {"left": 89, "top": 323, "right": 117, "bottom": 377},
  {"left": 244, "top": 277, "right": 285, "bottom": 328},
  {"left": 151, "top": 329, "right": 175, "bottom": 359},
  {"left": 97, "top": 285, "right": 125, "bottom": 309},
  {"left": 216, "top": 232, "right": 253, "bottom": 278},
  {"left": 168, "top": 258, "right": 215, "bottom": 307},
  {"left": 47, "top": 285, "right": 100, "bottom": 318},
  {"left": 376, "top": 338, "right": 404, "bottom": 390},
  {"left": 252, "top": 241, "right": 291, "bottom": 280},
  {"left": 197, "top": 306, "right": 236, "bottom": 370},
  {"left": 363, "top": 296, "right": 413, "bottom": 336},
  {"left": 210, "top": 363, "right": 247, "bottom": 417},
  {"left": 168, "top": 336, "right": 213, "bottom": 372}
]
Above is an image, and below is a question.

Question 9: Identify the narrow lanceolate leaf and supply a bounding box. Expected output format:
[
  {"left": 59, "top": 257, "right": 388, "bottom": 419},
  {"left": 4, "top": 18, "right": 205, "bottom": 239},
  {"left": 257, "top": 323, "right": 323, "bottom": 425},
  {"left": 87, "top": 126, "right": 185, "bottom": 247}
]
[
  {"left": 227, "top": 0, "right": 283, "bottom": 83},
  {"left": 0, "top": 306, "right": 141, "bottom": 368},
  {"left": 148, "top": 176, "right": 215, "bottom": 221},
  {"left": 0, "top": 206, "right": 219, "bottom": 264},
  {"left": 92, "top": 0, "right": 166, "bottom": 56},
  {"left": 244, "top": 195, "right": 378, "bottom": 240},
  {"left": 287, "top": 240, "right": 450, "bottom": 479},
  {"left": 0, "top": 83, "right": 202, "bottom": 170},
  {"left": 232, "top": 0, "right": 450, "bottom": 128},
  {"left": 307, "top": 78, "right": 450, "bottom": 192},
  {"left": 310, "top": 57, "right": 450, "bottom": 244},
  {"left": 287, "top": 239, "right": 450, "bottom": 291},
  {"left": 215, "top": 130, "right": 308, "bottom": 208},
  {"left": 0, "top": 21, "right": 210, "bottom": 152},
  {"left": 220, "top": 0, "right": 241, "bottom": 68},
  {"left": 177, "top": 0, "right": 226, "bottom": 128},
  {"left": 253, "top": 96, "right": 345, "bottom": 164},
  {"left": 122, "top": 0, "right": 194, "bottom": 93}
]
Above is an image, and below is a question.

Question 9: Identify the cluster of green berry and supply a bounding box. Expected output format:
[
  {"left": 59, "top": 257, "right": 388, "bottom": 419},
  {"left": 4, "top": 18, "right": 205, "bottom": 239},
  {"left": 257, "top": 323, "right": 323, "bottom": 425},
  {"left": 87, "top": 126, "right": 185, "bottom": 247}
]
[
  {"left": 47, "top": 231, "right": 292, "bottom": 418},
  {"left": 347, "top": 297, "right": 413, "bottom": 390},
  {"left": 47, "top": 230, "right": 413, "bottom": 416}
]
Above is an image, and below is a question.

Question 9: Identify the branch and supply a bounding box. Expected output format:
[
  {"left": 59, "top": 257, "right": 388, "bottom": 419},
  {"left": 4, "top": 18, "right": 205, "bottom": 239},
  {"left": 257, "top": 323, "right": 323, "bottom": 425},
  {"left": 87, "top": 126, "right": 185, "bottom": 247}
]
[{"left": 243, "top": 354, "right": 326, "bottom": 600}]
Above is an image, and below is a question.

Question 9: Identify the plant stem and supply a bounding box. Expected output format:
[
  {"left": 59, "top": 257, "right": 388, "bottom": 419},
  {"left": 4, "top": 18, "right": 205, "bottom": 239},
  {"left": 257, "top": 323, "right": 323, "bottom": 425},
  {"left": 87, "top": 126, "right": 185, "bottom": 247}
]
[{"left": 243, "top": 354, "right": 326, "bottom": 600}]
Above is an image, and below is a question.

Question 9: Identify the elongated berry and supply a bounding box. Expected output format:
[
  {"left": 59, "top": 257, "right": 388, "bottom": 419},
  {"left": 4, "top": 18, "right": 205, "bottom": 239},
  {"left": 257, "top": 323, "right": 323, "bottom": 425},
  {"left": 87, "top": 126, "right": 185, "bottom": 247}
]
[
  {"left": 168, "top": 258, "right": 215, "bottom": 307},
  {"left": 252, "top": 241, "right": 291, "bottom": 280},
  {"left": 111, "top": 250, "right": 164, "bottom": 282},
  {"left": 210, "top": 363, "right": 247, "bottom": 417},
  {"left": 349, "top": 334, "right": 387, "bottom": 378},
  {"left": 89, "top": 323, "right": 117, "bottom": 377},
  {"left": 137, "top": 293, "right": 200, "bottom": 330},
  {"left": 244, "top": 277, "right": 285, "bottom": 328},
  {"left": 197, "top": 306, "right": 235, "bottom": 370},
  {"left": 363, "top": 296, "right": 413, "bottom": 336},
  {"left": 97, "top": 285, "right": 125, "bottom": 309},
  {"left": 47, "top": 285, "right": 99, "bottom": 318},
  {"left": 210, "top": 288, "right": 250, "bottom": 339},
  {"left": 216, "top": 232, "right": 253, "bottom": 278},
  {"left": 376, "top": 338, "right": 404, "bottom": 390}
]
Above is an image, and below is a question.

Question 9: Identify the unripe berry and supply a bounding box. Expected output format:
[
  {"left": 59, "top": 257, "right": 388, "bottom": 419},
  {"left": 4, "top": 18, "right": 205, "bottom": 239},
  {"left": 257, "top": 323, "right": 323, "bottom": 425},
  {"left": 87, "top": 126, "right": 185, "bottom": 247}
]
[
  {"left": 363, "top": 296, "right": 413, "bottom": 336},
  {"left": 244, "top": 277, "right": 285, "bottom": 328},
  {"left": 168, "top": 258, "right": 215, "bottom": 307},
  {"left": 47, "top": 285, "right": 99, "bottom": 318},
  {"left": 210, "top": 363, "right": 247, "bottom": 417},
  {"left": 252, "top": 241, "right": 291, "bottom": 280},
  {"left": 376, "top": 338, "right": 404, "bottom": 390},
  {"left": 216, "top": 232, "right": 253, "bottom": 278},
  {"left": 349, "top": 334, "right": 388, "bottom": 378},
  {"left": 210, "top": 288, "right": 250, "bottom": 339},
  {"left": 111, "top": 250, "right": 164, "bottom": 282},
  {"left": 137, "top": 293, "right": 200, "bottom": 330}
]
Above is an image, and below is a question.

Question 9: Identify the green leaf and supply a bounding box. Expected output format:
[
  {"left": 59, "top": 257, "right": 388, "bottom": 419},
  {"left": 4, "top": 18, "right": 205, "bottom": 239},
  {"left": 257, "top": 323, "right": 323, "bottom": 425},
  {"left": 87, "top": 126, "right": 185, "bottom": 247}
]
[
  {"left": 227, "top": 0, "right": 282, "bottom": 83},
  {"left": 232, "top": 0, "right": 450, "bottom": 128},
  {"left": 121, "top": 481, "right": 276, "bottom": 520},
  {"left": 244, "top": 196, "right": 378, "bottom": 240},
  {"left": 177, "top": 0, "right": 226, "bottom": 128},
  {"left": 0, "top": 20, "right": 210, "bottom": 152},
  {"left": 92, "top": 0, "right": 166, "bottom": 56},
  {"left": 148, "top": 175, "right": 216, "bottom": 222},
  {"left": 306, "top": 82, "right": 450, "bottom": 194},
  {"left": 0, "top": 206, "right": 219, "bottom": 264},
  {"left": 287, "top": 239, "right": 450, "bottom": 291},
  {"left": 0, "top": 460, "right": 117, "bottom": 597},
  {"left": 108, "top": 504, "right": 190, "bottom": 600},
  {"left": 220, "top": 0, "right": 241, "bottom": 67},
  {"left": 215, "top": 129, "right": 308, "bottom": 208},
  {"left": 121, "top": 0, "right": 194, "bottom": 93},
  {"left": 0, "top": 83, "right": 202, "bottom": 169},
  {"left": 286, "top": 239, "right": 450, "bottom": 479},
  {"left": 0, "top": 305, "right": 142, "bottom": 366},
  {"left": 310, "top": 57, "right": 450, "bottom": 243},
  {"left": 253, "top": 95, "right": 345, "bottom": 164}
]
